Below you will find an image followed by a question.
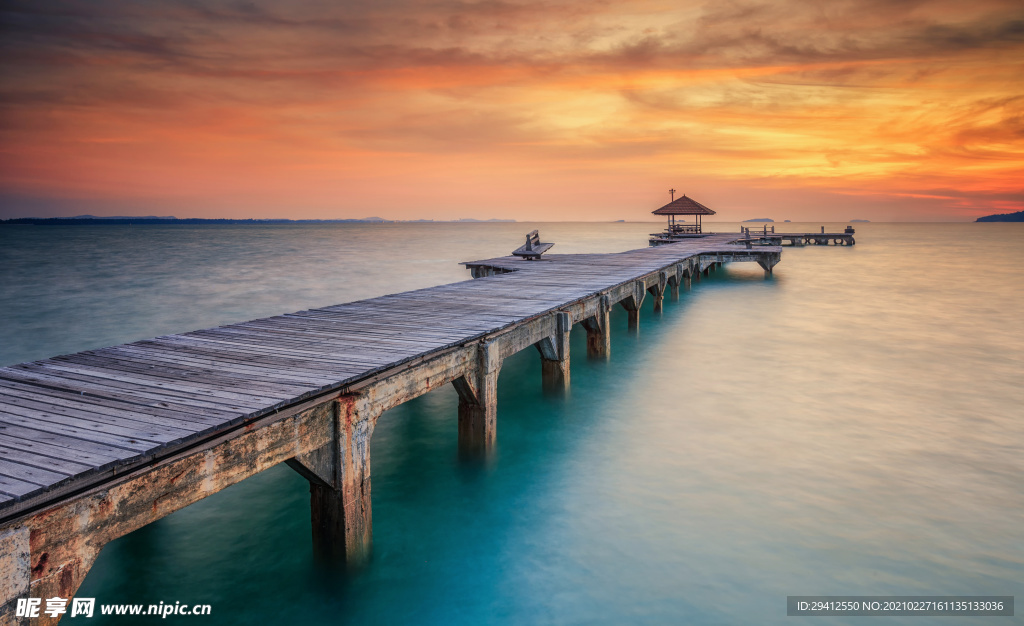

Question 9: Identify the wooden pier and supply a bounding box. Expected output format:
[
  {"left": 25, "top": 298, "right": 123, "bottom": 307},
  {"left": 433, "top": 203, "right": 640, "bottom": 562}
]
[
  {"left": 650, "top": 225, "right": 856, "bottom": 247},
  {"left": 0, "top": 234, "right": 780, "bottom": 624}
]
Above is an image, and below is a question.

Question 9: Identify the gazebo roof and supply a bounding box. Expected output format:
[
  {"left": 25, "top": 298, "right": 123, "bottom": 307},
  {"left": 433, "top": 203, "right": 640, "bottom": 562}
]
[{"left": 652, "top": 195, "right": 717, "bottom": 216}]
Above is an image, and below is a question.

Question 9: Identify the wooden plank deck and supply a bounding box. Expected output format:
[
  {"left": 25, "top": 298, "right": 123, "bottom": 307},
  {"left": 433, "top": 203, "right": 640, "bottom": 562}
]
[{"left": 0, "top": 234, "right": 777, "bottom": 519}]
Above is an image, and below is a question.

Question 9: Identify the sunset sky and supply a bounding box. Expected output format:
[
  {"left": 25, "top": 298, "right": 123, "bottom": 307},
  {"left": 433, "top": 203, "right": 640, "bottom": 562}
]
[{"left": 1, "top": 0, "right": 1022, "bottom": 221}]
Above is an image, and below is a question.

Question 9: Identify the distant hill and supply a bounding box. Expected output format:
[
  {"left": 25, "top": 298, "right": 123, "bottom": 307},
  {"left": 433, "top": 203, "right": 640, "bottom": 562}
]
[
  {"left": 70, "top": 214, "right": 177, "bottom": 220},
  {"left": 976, "top": 210, "right": 1024, "bottom": 222},
  {"left": 743, "top": 218, "right": 774, "bottom": 222},
  {"left": 850, "top": 219, "right": 870, "bottom": 222}
]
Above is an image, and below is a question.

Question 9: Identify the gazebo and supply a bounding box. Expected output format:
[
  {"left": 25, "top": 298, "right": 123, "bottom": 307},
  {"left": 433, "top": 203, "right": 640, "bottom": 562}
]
[{"left": 652, "top": 190, "right": 716, "bottom": 235}]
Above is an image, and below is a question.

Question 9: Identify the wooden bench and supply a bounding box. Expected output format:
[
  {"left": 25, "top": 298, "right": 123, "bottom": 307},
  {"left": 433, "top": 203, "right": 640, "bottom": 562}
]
[{"left": 512, "top": 230, "right": 554, "bottom": 260}]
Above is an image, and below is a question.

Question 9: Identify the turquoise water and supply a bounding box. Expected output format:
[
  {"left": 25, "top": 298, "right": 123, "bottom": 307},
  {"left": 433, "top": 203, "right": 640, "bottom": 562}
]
[{"left": 1, "top": 222, "right": 1022, "bottom": 624}]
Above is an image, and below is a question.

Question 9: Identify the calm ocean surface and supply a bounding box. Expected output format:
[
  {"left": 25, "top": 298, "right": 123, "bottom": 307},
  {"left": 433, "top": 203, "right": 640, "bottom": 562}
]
[{"left": 1, "top": 222, "right": 1022, "bottom": 625}]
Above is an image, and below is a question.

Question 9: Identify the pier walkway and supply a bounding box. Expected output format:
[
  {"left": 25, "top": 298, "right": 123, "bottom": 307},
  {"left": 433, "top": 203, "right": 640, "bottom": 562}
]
[{"left": 0, "top": 234, "right": 779, "bottom": 624}]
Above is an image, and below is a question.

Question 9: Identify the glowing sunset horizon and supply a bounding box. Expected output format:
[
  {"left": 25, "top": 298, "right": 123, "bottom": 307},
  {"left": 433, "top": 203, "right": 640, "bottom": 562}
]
[{"left": 1, "top": 0, "right": 1021, "bottom": 222}]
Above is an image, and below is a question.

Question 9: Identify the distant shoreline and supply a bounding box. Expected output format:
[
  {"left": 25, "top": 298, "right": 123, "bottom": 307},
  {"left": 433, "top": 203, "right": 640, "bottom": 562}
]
[
  {"left": 0, "top": 217, "right": 516, "bottom": 225},
  {"left": 1, "top": 218, "right": 996, "bottom": 226}
]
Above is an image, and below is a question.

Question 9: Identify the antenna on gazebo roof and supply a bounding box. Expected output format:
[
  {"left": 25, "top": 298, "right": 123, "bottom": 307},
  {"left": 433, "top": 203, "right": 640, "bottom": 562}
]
[{"left": 669, "top": 188, "right": 676, "bottom": 202}]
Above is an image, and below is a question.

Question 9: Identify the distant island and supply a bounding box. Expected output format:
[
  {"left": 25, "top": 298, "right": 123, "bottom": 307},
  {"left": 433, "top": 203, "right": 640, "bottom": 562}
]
[
  {"left": 70, "top": 214, "right": 178, "bottom": 220},
  {"left": 976, "top": 210, "right": 1024, "bottom": 222},
  {"left": 1, "top": 216, "right": 516, "bottom": 225},
  {"left": 743, "top": 218, "right": 774, "bottom": 222},
  {"left": 450, "top": 218, "right": 516, "bottom": 222},
  {"left": 850, "top": 219, "right": 870, "bottom": 222}
]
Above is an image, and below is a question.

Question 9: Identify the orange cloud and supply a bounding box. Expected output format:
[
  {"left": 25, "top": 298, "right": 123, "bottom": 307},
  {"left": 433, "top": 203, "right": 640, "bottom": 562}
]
[{"left": 1, "top": 0, "right": 1022, "bottom": 220}]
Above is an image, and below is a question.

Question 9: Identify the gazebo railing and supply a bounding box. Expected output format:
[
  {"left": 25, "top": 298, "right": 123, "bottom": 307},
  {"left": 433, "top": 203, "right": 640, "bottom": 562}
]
[{"left": 668, "top": 224, "right": 702, "bottom": 234}]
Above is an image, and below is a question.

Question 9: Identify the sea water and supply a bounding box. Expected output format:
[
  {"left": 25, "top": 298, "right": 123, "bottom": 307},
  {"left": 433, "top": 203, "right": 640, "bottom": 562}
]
[{"left": 1, "top": 222, "right": 1021, "bottom": 624}]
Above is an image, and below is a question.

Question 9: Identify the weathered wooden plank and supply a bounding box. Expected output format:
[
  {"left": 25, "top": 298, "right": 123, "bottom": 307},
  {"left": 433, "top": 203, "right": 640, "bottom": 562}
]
[
  {"left": 309, "top": 304, "right": 520, "bottom": 322},
  {"left": 0, "top": 396, "right": 199, "bottom": 441},
  {"left": 218, "top": 328, "right": 461, "bottom": 358},
  {"left": 123, "top": 342, "right": 363, "bottom": 383},
  {"left": 0, "top": 459, "right": 70, "bottom": 487},
  {"left": 182, "top": 329, "right": 429, "bottom": 362},
  {"left": 0, "top": 432, "right": 124, "bottom": 467},
  {"left": 0, "top": 444, "right": 94, "bottom": 476},
  {"left": 0, "top": 370, "right": 244, "bottom": 420},
  {"left": 30, "top": 360, "right": 288, "bottom": 406},
  {"left": 287, "top": 313, "right": 515, "bottom": 334},
  {"left": 103, "top": 345, "right": 339, "bottom": 387},
  {"left": 0, "top": 474, "right": 39, "bottom": 498},
  {"left": 313, "top": 301, "right": 526, "bottom": 320},
  {"left": 229, "top": 321, "right": 455, "bottom": 350},
  {"left": 53, "top": 352, "right": 314, "bottom": 398},
  {"left": 262, "top": 316, "right": 478, "bottom": 342},
  {"left": 175, "top": 331, "right": 402, "bottom": 364},
  {"left": 0, "top": 367, "right": 267, "bottom": 414},
  {"left": 0, "top": 378, "right": 225, "bottom": 427},
  {"left": 143, "top": 335, "right": 375, "bottom": 370},
  {"left": 0, "top": 411, "right": 162, "bottom": 451}
]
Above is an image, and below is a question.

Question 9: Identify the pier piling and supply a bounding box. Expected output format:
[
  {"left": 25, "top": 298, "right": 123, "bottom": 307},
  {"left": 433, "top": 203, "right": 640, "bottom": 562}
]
[
  {"left": 288, "top": 396, "right": 375, "bottom": 565},
  {"left": 648, "top": 271, "right": 668, "bottom": 313},
  {"left": 537, "top": 311, "right": 571, "bottom": 392},
  {"left": 620, "top": 281, "right": 646, "bottom": 330},
  {"left": 581, "top": 296, "right": 611, "bottom": 359},
  {"left": 453, "top": 343, "right": 501, "bottom": 455}
]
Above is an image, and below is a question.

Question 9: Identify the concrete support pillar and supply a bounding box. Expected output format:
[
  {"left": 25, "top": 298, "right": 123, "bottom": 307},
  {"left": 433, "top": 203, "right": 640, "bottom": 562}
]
[
  {"left": 1, "top": 526, "right": 32, "bottom": 625},
  {"left": 619, "top": 281, "right": 646, "bottom": 330},
  {"left": 669, "top": 265, "right": 683, "bottom": 299},
  {"left": 648, "top": 271, "right": 668, "bottom": 313},
  {"left": 452, "top": 341, "right": 502, "bottom": 455},
  {"left": 288, "top": 395, "right": 376, "bottom": 566},
  {"left": 581, "top": 296, "right": 610, "bottom": 358},
  {"left": 4, "top": 520, "right": 102, "bottom": 626},
  {"left": 535, "top": 311, "right": 571, "bottom": 391},
  {"left": 757, "top": 252, "right": 780, "bottom": 275}
]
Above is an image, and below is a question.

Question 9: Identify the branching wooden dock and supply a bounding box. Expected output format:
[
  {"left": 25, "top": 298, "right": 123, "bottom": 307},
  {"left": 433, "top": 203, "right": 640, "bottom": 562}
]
[
  {"left": 0, "top": 234, "right": 781, "bottom": 624},
  {"left": 650, "top": 226, "right": 856, "bottom": 247}
]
